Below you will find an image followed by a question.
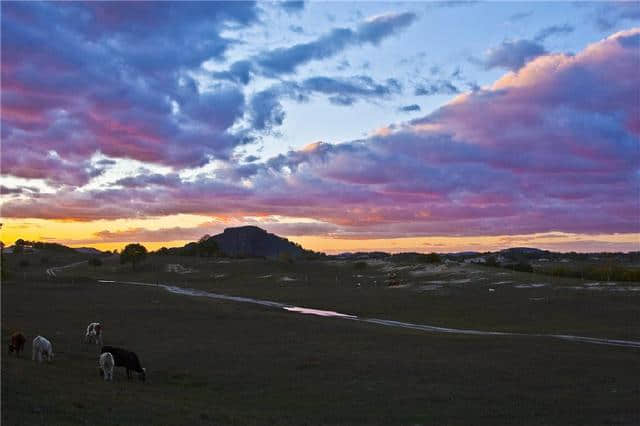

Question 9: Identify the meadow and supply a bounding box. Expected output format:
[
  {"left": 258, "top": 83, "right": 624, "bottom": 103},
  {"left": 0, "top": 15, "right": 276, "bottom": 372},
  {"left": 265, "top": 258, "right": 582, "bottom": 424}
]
[{"left": 2, "top": 251, "right": 640, "bottom": 425}]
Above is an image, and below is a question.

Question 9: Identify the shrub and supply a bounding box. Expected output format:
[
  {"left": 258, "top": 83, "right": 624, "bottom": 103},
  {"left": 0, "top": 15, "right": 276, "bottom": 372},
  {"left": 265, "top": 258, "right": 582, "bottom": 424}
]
[
  {"left": 424, "top": 253, "right": 441, "bottom": 264},
  {"left": 88, "top": 257, "right": 103, "bottom": 268},
  {"left": 512, "top": 262, "right": 533, "bottom": 273},
  {"left": 354, "top": 261, "right": 368, "bottom": 270}
]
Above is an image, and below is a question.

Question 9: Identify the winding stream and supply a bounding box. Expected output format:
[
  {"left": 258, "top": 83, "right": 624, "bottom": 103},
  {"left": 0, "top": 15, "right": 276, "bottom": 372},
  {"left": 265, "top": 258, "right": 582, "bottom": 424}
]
[{"left": 97, "top": 279, "right": 640, "bottom": 350}]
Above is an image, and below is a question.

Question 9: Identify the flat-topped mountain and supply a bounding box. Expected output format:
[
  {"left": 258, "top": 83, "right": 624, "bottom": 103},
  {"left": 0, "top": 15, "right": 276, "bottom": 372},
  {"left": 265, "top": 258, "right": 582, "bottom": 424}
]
[{"left": 206, "top": 226, "right": 311, "bottom": 259}]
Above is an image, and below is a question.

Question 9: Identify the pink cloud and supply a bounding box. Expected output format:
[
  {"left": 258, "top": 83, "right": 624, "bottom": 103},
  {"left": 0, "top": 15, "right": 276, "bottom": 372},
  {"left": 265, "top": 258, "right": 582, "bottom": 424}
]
[{"left": 2, "top": 29, "right": 639, "bottom": 240}]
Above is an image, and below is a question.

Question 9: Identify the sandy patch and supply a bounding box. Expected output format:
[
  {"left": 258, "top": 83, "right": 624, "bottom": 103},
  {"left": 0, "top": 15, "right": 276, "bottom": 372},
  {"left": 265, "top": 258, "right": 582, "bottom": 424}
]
[
  {"left": 281, "top": 276, "right": 297, "bottom": 282},
  {"left": 514, "top": 283, "right": 547, "bottom": 289},
  {"left": 165, "top": 264, "right": 197, "bottom": 274},
  {"left": 418, "top": 284, "right": 442, "bottom": 291}
]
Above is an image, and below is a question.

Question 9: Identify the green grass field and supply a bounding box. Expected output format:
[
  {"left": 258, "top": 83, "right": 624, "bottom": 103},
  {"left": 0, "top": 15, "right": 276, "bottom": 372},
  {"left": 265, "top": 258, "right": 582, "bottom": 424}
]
[{"left": 3, "top": 252, "right": 640, "bottom": 425}]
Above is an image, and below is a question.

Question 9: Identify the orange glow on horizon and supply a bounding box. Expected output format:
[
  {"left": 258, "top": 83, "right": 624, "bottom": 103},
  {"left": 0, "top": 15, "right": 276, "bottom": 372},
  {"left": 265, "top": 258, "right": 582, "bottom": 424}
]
[{"left": 1, "top": 218, "right": 638, "bottom": 254}]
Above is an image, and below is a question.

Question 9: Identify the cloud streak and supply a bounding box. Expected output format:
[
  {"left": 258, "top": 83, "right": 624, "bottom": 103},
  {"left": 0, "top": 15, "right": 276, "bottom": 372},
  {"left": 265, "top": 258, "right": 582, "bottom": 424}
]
[{"left": 217, "top": 12, "right": 417, "bottom": 82}]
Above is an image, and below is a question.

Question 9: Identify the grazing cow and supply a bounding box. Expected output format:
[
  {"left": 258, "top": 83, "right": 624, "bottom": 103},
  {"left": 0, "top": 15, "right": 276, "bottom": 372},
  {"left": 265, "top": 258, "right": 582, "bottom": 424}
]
[
  {"left": 85, "top": 322, "right": 103, "bottom": 345},
  {"left": 32, "top": 336, "right": 54, "bottom": 362},
  {"left": 9, "top": 332, "right": 26, "bottom": 357},
  {"left": 99, "top": 352, "right": 115, "bottom": 381},
  {"left": 100, "top": 346, "right": 146, "bottom": 381}
]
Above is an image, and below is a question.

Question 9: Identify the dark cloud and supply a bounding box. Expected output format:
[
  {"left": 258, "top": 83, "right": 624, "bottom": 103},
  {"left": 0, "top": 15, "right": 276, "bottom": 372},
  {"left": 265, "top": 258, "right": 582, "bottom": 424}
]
[
  {"left": 508, "top": 11, "right": 533, "bottom": 22},
  {"left": 247, "top": 82, "right": 307, "bottom": 132},
  {"left": 0, "top": 185, "right": 40, "bottom": 195},
  {"left": 399, "top": 104, "right": 421, "bottom": 112},
  {"left": 279, "top": 1, "right": 305, "bottom": 14},
  {"left": 592, "top": 2, "right": 640, "bottom": 31},
  {"left": 617, "top": 32, "right": 640, "bottom": 48},
  {"left": 328, "top": 95, "right": 357, "bottom": 106},
  {"left": 247, "top": 76, "right": 402, "bottom": 132},
  {"left": 115, "top": 174, "right": 182, "bottom": 189},
  {"left": 302, "top": 76, "right": 402, "bottom": 98},
  {"left": 534, "top": 24, "right": 574, "bottom": 42},
  {"left": 221, "top": 12, "right": 416, "bottom": 80},
  {"left": 483, "top": 39, "right": 547, "bottom": 71},
  {"left": 1, "top": 2, "right": 260, "bottom": 185},
  {"left": 414, "top": 80, "right": 460, "bottom": 96},
  {"left": 427, "top": 1, "right": 478, "bottom": 9}
]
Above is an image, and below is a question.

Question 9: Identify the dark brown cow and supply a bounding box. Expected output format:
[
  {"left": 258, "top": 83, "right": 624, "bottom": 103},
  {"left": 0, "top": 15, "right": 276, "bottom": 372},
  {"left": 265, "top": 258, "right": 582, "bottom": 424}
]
[{"left": 9, "top": 332, "right": 26, "bottom": 357}]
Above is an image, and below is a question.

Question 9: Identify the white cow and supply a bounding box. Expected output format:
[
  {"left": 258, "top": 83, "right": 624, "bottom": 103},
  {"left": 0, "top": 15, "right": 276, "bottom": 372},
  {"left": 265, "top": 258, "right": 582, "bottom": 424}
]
[
  {"left": 32, "top": 336, "right": 54, "bottom": 362},
  {"left": 99, "top": 352, "right": 115, "bottom": 381},
  {"left": 85, "top": 322, "right": 103, "bottom": 345}
]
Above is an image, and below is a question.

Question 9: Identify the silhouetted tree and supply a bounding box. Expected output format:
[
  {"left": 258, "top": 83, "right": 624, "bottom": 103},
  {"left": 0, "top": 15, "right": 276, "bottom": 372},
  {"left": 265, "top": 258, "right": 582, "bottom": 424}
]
[
  {"left": 425, "top": 253, "right": 441, "bottom": 264},
  {"left": 198, "top": 236, "right": 219, "bottom": 257},
  {"left": 120, "top": 243, "right": 147, "bottom": 271}
]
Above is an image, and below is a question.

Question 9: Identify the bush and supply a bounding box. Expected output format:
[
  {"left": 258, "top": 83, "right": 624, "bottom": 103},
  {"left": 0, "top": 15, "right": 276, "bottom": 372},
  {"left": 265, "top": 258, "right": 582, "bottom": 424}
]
[
  {"left": 512, "top": 262, "right": 533, "bottom": 273},
  {"left": 424, "top": 253, "right": 441, "bottom": 264},
  {"left": 484, "top": 256, "right": 499, "bottom": 267},
  {"left": 120, "top": 243, "right": 148, "bottom": 270},
  {"left": 354, "top": 261, "right": 368, "bottom": 270}
]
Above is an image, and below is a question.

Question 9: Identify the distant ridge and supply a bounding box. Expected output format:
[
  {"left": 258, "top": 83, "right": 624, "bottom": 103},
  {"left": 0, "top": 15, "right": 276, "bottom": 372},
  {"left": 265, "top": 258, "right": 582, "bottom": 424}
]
[
  {"left": 499, "top": 247, "right": 548, "bottom": 255},
  {"left": 75, "top": 247, "right": 105, "bottom": 255}
]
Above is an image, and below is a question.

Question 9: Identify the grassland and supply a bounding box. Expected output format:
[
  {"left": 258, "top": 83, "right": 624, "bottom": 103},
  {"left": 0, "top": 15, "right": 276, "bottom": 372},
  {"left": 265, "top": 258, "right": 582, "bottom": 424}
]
[{"left": 3, "top": 251, "right": 640, "bottom": 425}]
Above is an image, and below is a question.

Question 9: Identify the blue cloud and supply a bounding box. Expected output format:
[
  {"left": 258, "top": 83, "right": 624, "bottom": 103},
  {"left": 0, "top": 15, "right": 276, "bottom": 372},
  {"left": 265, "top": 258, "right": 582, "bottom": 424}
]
[
  {"left": 247, "top": 76, "right": 403, "bottom": 132},
  {"left": 223, "top": 12, "right": 417, "bottom": 80},
  {"left": 534, "top": 24, "right": 574, "bottom": 42},
  {"left": 415, "top": 80, "right": 460, "bottom": 96},
  {"left": 279, "top": 1, "right": 305, "bottom": 14},
  {"left": 618, "top": 32, "right": 640, "bottom": 48},
  {"left": 399, "top": 104, "right": 421, "bottom": 112},
  {"left": 302, "top": 76, "right": 402, "bottom": 98},
  {"left": 483, "top": 39, "right": 547, "bottom": 71}
]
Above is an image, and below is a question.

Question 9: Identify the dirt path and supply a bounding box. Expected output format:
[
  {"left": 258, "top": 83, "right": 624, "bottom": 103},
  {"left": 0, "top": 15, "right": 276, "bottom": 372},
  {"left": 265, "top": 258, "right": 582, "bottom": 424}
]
[
  {"left": 96, "top": 279, "right": 640, "bottom": 350},
  {"left": 46, "top": 260, "right": 88, "bottom": 277}
]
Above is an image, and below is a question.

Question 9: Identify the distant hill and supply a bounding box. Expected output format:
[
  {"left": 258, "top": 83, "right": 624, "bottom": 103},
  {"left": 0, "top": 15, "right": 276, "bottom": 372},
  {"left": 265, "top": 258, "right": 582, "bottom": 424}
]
[
  {"left": 209, "top": 226, "right": 311, "bottom": 258},
  {"left": 162, "top": 226, "right": 318, "bottom": 259},
  {"left": 499, "top": 247, "right": 548, "bottom": 256},
  {"left": 74, "top": 247, "right": 105, "bottom": 256},
  {"left": 447, "top": 251, "right": 481, "bottom": 257}
]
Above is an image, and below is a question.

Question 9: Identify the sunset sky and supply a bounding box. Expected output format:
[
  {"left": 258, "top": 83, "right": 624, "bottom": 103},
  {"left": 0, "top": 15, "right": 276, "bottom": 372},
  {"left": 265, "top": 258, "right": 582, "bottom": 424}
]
[{"left": 1, "top": 1, "right": 639, "bottom": 254}]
